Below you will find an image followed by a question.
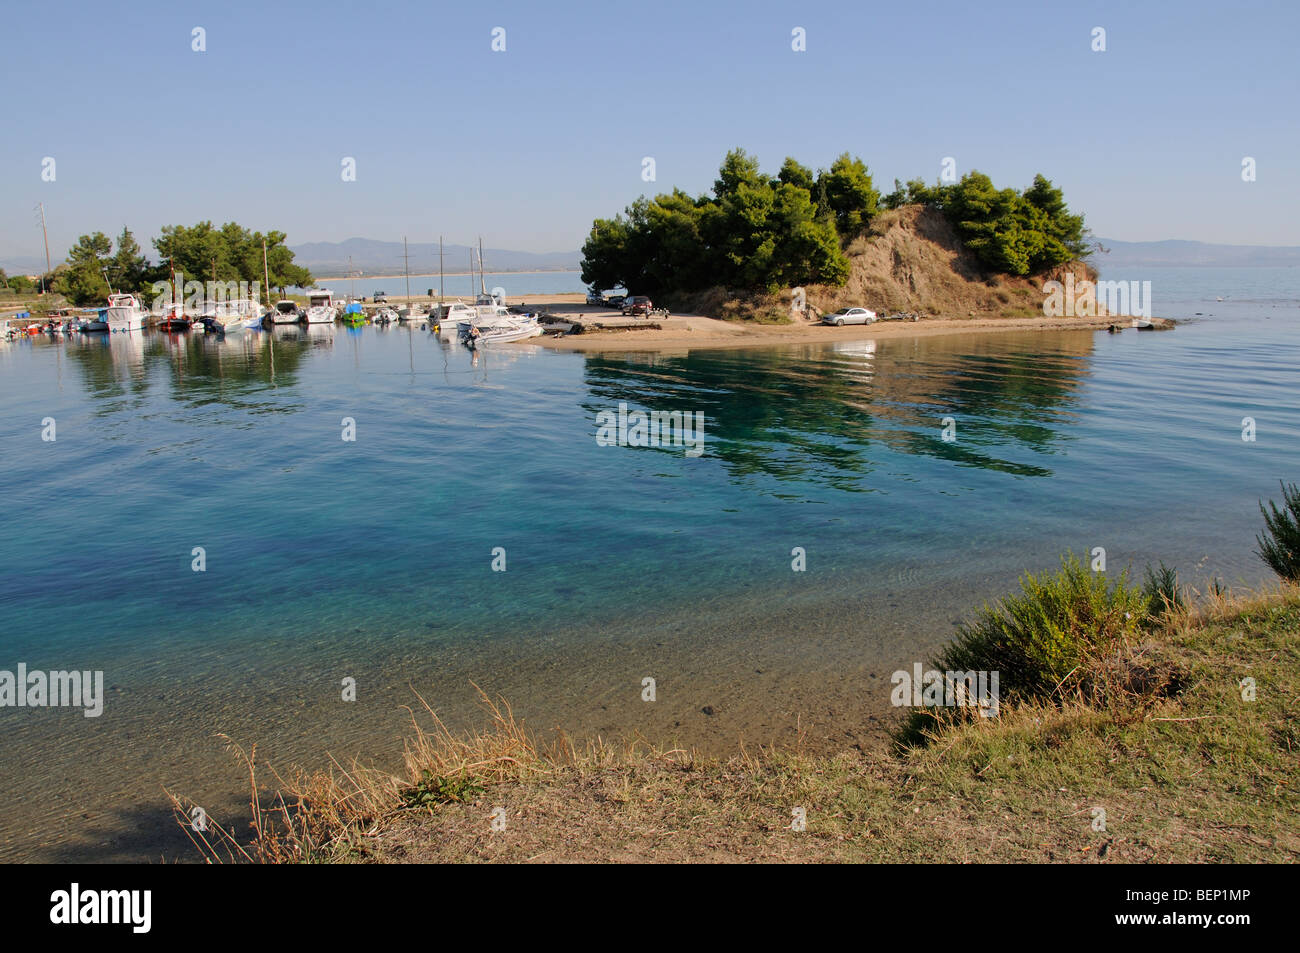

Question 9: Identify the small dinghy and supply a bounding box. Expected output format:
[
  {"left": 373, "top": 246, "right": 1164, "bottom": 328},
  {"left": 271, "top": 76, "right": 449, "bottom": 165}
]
[{"left": 78, "top": 310, "right": 110, "bottom": 333}]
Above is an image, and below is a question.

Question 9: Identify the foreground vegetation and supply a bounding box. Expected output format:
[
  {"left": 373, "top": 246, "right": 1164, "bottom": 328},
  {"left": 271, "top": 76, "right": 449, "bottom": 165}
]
[{"left": 170, "top": 489, "right": 1300, "bottom": 863}]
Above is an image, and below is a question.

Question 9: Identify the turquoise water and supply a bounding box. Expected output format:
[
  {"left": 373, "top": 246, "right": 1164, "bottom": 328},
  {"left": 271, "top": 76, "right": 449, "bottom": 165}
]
[{"left": 0, "top": 266, "right": 1297, "bottom": 860}]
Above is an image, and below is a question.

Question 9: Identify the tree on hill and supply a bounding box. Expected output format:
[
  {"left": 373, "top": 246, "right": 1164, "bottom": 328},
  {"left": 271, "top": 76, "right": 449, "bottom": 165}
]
[
  {"left": 581, "top": 149, "right": 1089, "bottom": 299},
  {"left": 815, "top": 153, "right": 880, "bottom": 240},
  {"left": 106, "top": 227, "right": 151, "bottom": 295},
  {"left": 55, "top": 232, "right": 114, "bottom": 305},
  {"left": 882, "top": 172, "right": 1088, "bottom": 275},
  {"left": 153, "top": 222, "right": 311, "bottom": 296},
  {"left": 581, "top": 148, "right": 850, "bottom": 297}
]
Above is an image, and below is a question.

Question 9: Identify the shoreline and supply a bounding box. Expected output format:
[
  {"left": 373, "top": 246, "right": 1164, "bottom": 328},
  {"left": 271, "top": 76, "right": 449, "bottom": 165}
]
[
  {"left": 311, "top": 269, "right": 580, "bottom": 282},
  {"left": 521, "top": 312, "right": 1174, "bottom": 353}
]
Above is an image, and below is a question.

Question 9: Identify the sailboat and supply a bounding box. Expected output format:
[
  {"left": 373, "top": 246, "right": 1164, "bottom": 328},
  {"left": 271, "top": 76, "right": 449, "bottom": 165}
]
[
  {"left": 157, "top": 266, "right": 193, "bottom": 331},
  {"left": 397, "top": 236, "right": 422, "bottom": 321}
]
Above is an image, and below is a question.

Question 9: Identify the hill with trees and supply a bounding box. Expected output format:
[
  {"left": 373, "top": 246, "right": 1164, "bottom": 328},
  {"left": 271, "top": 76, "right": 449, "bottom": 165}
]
[{"left": 581, "top": 148, "right": 1093, "bottom": 321}]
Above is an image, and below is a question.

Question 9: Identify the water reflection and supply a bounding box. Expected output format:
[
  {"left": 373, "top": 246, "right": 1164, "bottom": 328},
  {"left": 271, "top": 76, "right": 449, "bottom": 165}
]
[
  {"left": 62, "top": 328, "right": 324, "bottom": 408},
  {"left": 580, "top": 331, "right": 1094, "bottom": 487}
]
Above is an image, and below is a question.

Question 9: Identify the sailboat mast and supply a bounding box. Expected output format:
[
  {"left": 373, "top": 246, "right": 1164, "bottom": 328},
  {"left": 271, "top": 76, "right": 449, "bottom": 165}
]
[
  {"left": 262, "top": 239, "right": 271, "bottom": 308},
  {"left": 478, "top": 236, "right": 486, "bottom": 296},
  {"left": 403, "top": 236, "right": 411, "bottom": 305},
  {"left": 38, "top": 202, "right": 52, "bottom": 291},
  {"left": 439, "top": 236, "right": 444, "bottom": 306}
]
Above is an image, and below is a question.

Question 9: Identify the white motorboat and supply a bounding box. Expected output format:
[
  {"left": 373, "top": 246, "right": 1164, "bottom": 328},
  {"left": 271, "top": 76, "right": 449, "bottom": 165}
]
[
  {"left": 78, "top": 310, "right": 110, "bottom": 333},
  {"left": 305, "top": 289, "right": 337, "bottom": 324},
  {"left": 105, "top": 293, "right": 150, "bottom": 332},
  {"left": 434, "top": 301, "right": 476, "bottom": 337},
  {"left": 270, "top": 300, "right": 304, "bottom": 325},
  {"left": 459, "top": 312, "right": 543, "bottom": 346},
  {"left": 199, "top": 297, "right": 263, "bottom": 331}
]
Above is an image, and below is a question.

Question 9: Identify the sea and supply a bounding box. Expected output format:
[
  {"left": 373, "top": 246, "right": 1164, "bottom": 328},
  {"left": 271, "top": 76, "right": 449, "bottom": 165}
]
[{"left": 0, "top": 265, "right": 1295, "bottom": 861}]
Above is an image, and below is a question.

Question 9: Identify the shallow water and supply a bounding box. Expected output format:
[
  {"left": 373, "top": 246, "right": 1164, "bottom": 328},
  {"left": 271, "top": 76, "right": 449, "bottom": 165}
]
[{"left": 0, "top": 266, "right": 1296, "bottom": 861}]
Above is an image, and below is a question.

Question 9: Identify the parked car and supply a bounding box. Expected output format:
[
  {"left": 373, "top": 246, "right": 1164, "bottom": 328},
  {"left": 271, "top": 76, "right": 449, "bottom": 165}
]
[
  {"left": 606, "top": 294, "right": 626, "bottom": 310},
  {"left": 586, "top": 291, "right": 606, "bottom": 306},
  {"left": 622, "top": 295, "right": 654, "bottom": 317},
  {"left": 821, "top": 307, "right": 877, "bottom": 326},
  {"left": 373, "top": 291, "right": 388, "bottom": 303}
]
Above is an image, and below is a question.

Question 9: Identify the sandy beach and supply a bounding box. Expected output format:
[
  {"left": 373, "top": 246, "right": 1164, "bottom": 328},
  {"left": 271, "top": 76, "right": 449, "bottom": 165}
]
[{"left": 494, "top": 294, "right": 1171, "bottom": 352}]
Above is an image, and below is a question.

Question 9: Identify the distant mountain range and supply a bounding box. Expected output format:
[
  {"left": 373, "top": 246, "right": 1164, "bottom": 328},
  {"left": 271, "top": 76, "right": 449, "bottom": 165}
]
[
  {"left": 287, "top": 239, "right": 582, "bottom": 277},
  {"left": 1092, "top": 238, "right": 1300, "bottom": 269},
  {"left": 6, "top": 236, "right": 1300, "bottom": 278}
]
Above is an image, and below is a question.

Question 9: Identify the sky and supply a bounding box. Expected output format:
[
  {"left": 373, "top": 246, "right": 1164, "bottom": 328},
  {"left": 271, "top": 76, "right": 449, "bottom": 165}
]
[{"left": 2, "top": 0, "right": 1298, "bottom": 268}]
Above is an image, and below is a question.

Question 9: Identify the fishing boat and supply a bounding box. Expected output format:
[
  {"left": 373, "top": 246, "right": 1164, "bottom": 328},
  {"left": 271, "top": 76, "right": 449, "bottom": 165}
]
[
  {"left": 373, "top": 307, "right": 400, "bottom": 325},
  {"left": 105, "top": 293, "right": 150, "bottom": 331},
  {"left": 339, "top": 302, "right": 367, "bottom": 327},
  {"left": 157, "top": 309, "right": 193, "bottom": 332},
  {"left": 305, "top": 290, "right": 337, "bottom": 324},
  {"left": 269, "top": 300, "right": 304, "bottom": 325}
]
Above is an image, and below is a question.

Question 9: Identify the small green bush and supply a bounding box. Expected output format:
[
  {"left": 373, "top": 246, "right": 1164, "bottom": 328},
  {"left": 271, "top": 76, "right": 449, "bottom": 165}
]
[
  {"left": 1142, "top": 562, "right": 1185, "bottom": 619},
  {"left": 1257, "top": 481, "right": 1300, "bottom": 582},
  {"left": 933, "top": 553, "right": 1147, "bottom": 703},
  {"left": 399, "top": 770, "right": 484, "bottom": 810}
]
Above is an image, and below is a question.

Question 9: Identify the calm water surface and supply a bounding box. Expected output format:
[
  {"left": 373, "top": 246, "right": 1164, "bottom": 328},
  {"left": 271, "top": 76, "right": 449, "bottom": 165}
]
[{"left": 0, "top": 266, "right": 1296, "bottom": 860}]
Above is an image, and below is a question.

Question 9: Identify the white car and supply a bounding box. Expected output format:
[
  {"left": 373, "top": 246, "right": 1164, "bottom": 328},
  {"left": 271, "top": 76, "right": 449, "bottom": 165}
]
[{"left": 822, "top": 307, "right": 877, "bottom": 326}]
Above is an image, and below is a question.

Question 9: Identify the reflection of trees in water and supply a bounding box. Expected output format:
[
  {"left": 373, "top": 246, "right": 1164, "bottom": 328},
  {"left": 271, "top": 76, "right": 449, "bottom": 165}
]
[
  {"left": 580, "top": 331, "right": 1094, "bottom": 488},
  {"left": 64, "top": 331, "right": 321, "bottom": 412}
]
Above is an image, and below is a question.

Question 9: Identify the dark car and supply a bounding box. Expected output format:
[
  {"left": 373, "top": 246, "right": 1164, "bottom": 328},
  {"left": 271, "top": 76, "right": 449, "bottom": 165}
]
[
  {"left": 606, "top": 294, "right": 626, "bottom": 310},
  {"left": 622, "top": 295, "right": 653, "bottom": 317}
]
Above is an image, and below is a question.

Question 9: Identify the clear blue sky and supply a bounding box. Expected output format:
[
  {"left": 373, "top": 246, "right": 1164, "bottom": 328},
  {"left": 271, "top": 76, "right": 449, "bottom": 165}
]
[{"left": 3, "top": 0, "right": 1298, "bottom": 266}]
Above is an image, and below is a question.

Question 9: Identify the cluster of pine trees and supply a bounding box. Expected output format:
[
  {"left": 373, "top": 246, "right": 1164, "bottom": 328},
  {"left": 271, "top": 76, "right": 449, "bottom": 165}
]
[
  {"left": 48, "top": 223, "right": 311, "bottom": 306},
  {"left": 883, "top": 173, "right": 1088, "bottom": 276},
  {"left": 580, "top": 149, "right": 1089, "bottom": 298}
]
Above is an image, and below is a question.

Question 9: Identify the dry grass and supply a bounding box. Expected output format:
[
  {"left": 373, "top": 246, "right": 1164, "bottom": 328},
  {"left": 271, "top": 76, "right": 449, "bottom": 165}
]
[{"left": 168, "top": 588, "right": 1300, "bottom": 864}]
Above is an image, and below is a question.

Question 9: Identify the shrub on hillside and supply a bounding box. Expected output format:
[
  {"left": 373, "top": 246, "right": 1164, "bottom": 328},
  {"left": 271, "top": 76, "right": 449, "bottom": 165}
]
[
  {"left": 935, "top": 554, "right": 1147, "bottom": 702},
  {"left": 1142, "top": 562, "right": 1185, "bottom": 619},
  {"left": 1258, "top": 481, "right": 1300, "bottom": 581}
]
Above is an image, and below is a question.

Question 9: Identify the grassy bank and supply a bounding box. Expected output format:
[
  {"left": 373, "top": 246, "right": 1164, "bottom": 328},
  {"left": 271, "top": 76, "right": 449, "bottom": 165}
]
[{"left": 171, "top": 580, "right": 1299, "bottom": 864}]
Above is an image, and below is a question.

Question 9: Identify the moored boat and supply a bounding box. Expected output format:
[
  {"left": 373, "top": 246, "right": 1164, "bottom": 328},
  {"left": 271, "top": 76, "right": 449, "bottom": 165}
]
[
  {"left": 105, "top": 293, "right": 150, "bottom": 332},
  {"left": 339, "top": 302, "right": 367, "bottom": 327},
  {"left": 459, "top": 312, "right": 543, "bottom": 346},
  {"left": 157, "top": 306, "right": 193, "bottom": 332},
  {"left": 270, "top": 300, "right": 304, "bottom": 325},
  {"left": 77, "top": 309, "right": 110, "bottom": 333},
  {"left": 305, "top": 290, "right": 337, "bottom": 324}
]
